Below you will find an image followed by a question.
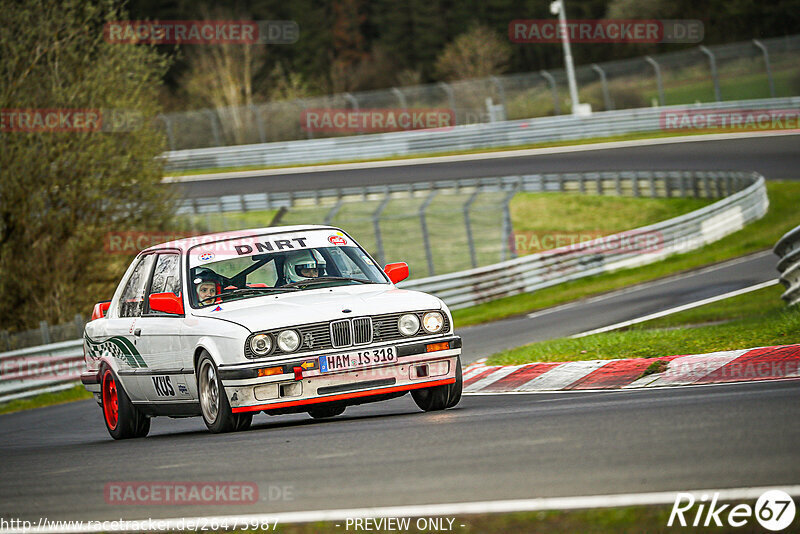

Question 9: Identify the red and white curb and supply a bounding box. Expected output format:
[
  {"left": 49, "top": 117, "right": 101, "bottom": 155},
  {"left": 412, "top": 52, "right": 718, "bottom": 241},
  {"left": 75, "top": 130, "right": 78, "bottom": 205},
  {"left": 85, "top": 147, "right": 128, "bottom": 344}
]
[{"left": 463, "top": 344, "right": 800, "bottom": 393}]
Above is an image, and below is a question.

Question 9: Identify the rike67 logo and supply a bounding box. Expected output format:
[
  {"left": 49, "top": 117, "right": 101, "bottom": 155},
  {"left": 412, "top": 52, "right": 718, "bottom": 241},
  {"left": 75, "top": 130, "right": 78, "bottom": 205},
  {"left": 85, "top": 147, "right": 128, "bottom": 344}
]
[{"left": 669, "top": 490, "right": 796, "bottom": 531}]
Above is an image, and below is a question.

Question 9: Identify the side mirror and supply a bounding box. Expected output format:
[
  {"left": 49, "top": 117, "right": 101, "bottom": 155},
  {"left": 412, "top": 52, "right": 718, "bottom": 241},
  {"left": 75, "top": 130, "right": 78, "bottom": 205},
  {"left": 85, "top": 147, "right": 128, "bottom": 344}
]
[
  {"left": 384, "top": 262, "right": 409, "bottom": 284},
  {"left": 91, "top": 301, "right": 111, "bottom": 320},
  {"left": 149, "top": 292, "right": 184, "bottom": 315}
]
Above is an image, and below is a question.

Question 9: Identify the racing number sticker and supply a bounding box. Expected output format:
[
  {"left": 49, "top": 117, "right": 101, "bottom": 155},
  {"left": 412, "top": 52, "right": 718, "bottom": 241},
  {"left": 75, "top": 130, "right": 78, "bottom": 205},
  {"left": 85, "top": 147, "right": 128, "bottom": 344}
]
[{"left": 152, "top": 375, "right": 176, "bottom": 397}]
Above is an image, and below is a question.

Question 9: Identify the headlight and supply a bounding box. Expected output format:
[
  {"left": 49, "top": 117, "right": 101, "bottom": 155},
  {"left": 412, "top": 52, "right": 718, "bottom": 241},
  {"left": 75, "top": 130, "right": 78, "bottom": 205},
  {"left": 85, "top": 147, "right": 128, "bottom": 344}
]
[
  {"left": 422, "top": 311, "right": 444, "bottom": 333},
  {"left": 277, "top": 329, "right": 301, "bottom": 352},
  {"left": 398, "top": 314, "right": 420, "bottom": 336},
  {"left": 250, "top": 334, "right": 272, "bottom": 356}
]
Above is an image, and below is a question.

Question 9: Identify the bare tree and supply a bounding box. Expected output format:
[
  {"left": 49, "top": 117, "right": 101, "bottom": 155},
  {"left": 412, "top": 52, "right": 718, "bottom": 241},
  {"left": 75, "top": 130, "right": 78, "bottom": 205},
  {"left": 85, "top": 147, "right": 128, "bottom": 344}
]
[{"left": 434, "top": 25, "right": 511, "bottom": 81}]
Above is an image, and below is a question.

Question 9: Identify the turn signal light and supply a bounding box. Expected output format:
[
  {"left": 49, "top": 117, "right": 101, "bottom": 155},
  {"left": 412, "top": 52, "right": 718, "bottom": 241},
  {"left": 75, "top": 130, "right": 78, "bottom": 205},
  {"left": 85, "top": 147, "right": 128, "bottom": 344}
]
[
  {"left": 425, "top": 341, "right": 450, "bottom": 353},
  {"left": 257, "top": 366, "right": 284, "bottom": 377}
]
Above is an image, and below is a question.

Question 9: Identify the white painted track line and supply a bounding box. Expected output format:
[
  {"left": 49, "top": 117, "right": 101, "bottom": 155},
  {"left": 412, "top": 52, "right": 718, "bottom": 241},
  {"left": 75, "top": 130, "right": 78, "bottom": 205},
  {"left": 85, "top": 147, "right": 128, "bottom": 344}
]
[{"left": 570, "top": 279, "right": 779, "bottom": 338}]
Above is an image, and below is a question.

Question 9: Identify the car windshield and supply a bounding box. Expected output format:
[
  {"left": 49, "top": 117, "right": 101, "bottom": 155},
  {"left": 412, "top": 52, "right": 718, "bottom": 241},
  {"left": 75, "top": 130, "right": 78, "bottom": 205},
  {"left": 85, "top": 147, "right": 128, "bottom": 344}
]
[{"left": 188, "top": 237, "right": 387, "bottom": 308}]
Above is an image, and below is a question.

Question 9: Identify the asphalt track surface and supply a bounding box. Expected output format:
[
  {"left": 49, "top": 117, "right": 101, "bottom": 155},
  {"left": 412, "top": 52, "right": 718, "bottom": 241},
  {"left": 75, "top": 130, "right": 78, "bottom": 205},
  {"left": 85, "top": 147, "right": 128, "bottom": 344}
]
[
  {"left": 1, "top": 135, "right": 798, "bottom": 524},
  {"left": 1, "top": 381, "right": 798, "bottom": 522},
  {"left": 175, "top": 134, "right": 800, "bottom": 198}
]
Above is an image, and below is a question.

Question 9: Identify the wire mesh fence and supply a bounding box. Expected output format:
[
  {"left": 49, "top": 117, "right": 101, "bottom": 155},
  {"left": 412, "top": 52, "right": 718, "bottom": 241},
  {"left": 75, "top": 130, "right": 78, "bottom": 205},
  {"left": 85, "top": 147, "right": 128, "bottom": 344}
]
[{"left": 158, "top": 35, "right": 800, "bottom": 151}]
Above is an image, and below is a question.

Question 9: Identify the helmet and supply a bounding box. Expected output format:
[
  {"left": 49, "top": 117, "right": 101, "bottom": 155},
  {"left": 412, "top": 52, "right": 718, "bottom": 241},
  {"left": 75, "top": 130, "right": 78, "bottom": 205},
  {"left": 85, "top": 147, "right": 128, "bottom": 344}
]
[
  {"left": 192, "top": 268, "right": 222, "bottom": 304},
  {"left": 284, "top": 250, "right": 326, "bottom": 283}
]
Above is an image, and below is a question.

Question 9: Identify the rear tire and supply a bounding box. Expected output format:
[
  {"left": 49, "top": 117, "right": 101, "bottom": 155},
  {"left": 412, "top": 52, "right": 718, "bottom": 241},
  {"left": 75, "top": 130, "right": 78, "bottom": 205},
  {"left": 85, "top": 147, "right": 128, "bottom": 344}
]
[
  {"left": 198, "top": 353, "right": 252, "bottom": 433},
  {"left": 308, "top": 404, "right": 346, "bottom": 419},
  {"left": 411, "top": 357, "right": 462, "bottom": 412},
  {"left": 101, "top": 366, "right": 150, "bottom": 440}
]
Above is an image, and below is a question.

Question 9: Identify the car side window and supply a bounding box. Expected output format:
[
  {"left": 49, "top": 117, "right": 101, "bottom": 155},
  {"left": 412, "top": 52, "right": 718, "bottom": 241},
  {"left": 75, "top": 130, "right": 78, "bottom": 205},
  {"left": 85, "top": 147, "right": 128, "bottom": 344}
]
[
  {"left": 118, "top": 255, "right": 155, "bottom": 318},
  {"left": 150, "top": 254, "right": 181, "bottom": 296}
]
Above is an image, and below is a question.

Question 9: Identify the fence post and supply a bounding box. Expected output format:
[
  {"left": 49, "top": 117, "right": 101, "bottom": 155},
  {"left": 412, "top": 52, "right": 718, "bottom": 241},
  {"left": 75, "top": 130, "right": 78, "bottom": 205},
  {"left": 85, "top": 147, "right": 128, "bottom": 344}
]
[
  {"left": 74, "top": 314, "right": 84, "bottom": 339},
  {"left": 39, "top": 321, "right": 51, "bottom": 345},
  {"left": 438, "top": 82, "right": 456, "bottom": 123},
  {"left": 539, "top": 70, "right": 561, "bottom": 115},
  {"left": 644, "top": 56, "right": 665, "bottom": 106},
  {"left": 344, "top": 92, "right": 361, "bottom": 135},
  {"left": 591, "top": 64, "right": 613, "bottom": 110},
  {"left": 372, "top": 192, "right": 391, "bottom": 266},
  {"left": 391, "top": 87, "right": 408, "bottom": 111},
  {"left": 324, "top": 197, "right": 345, "bottom": 225},
  {"left": 251, "top": 104, "right": 267, "bottom": 143},
  {"left": 463, "top": 191, "right": 480, "bottom": 269},
  {"left": 490, "top": 76, "right": 507, "bottom": 118},
  {"left": 500, "top": 179, "right": 520, "bottom": 261},
  {"left": 158, "top": 114, "right": 176, "bottom": 151},
  {"left": 632, "top": 172, "right": 641, "bottom": 197},
  {"left": 753, "top": 40, "right": 776, "bottom": 98},
  {"left": 699, "top": 46, "right": 722, "bottom": 102},
  {"left": 204, "top": 110, "right": 222, "bottom": 146},
  {"left": 419, "top": 191, "right": 438, "bottom": 277}
]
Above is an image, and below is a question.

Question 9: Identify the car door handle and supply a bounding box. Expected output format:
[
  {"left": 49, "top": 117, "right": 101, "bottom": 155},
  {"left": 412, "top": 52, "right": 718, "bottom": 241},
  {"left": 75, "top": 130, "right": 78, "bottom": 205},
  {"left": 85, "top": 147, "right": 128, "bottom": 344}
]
[{"left": 133, "top": 328, "right": 142, "bottom": 337}]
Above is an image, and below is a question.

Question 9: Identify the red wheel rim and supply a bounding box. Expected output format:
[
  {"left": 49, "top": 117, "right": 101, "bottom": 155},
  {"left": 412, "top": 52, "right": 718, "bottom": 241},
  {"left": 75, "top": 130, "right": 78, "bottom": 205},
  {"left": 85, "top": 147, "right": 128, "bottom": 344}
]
[{"left": 102, "top": 369, "right": 119, "bottom": 431}]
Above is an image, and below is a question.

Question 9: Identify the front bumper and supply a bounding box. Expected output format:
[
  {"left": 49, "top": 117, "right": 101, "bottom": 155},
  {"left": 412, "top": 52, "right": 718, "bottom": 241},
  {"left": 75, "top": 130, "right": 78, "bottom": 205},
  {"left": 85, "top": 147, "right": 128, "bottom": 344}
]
[{"left": 220, "top": 336, "right": 461, "bottom": 413}]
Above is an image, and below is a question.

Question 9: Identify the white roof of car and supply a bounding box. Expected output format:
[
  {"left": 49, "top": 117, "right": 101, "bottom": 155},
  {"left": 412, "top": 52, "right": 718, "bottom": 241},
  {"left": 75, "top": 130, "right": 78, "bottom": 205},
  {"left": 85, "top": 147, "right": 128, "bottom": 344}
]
[{"left": 143, "top": 224, "right": 337, "bottom": 253}]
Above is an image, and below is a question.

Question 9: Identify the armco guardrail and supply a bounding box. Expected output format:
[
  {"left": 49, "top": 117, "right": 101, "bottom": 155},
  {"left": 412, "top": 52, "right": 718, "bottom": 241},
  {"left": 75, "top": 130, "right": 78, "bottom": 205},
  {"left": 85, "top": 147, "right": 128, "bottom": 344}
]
[
  {"left": 163, "top": 98, "right": 800, "bottom": 172},
  {"left": 398, "top": 171, "right": 768, "bottom": 309},
  {"left": 0, "top": 170, "right": 768, "bottom": 403},
  {"left": 775, "top": 225, "right": 800, "bottom": 306},
  {"left": 0, "top": 339, "right": 84, "bottom": 404}
]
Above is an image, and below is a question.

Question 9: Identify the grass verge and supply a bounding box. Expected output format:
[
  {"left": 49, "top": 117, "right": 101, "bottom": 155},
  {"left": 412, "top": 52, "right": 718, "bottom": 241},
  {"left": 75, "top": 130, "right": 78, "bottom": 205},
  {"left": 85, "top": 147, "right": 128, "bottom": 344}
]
[
  {"left": 453, "top": 181, "right": 800, "bottom": 328},
  {"left": 0, "top": 385, "right": 92, "bottom": 416},
  {"left": 487, "top": 284, "right": 799, "bottom": 365}
]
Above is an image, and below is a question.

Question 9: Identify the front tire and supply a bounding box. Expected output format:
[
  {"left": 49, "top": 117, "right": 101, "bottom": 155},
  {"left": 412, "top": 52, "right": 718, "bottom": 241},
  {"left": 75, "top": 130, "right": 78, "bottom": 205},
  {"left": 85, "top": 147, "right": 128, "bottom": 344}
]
[
  {"left": 411, "top": 357, "right": 462, "bottom": 412},
  {"left": 101, "top": 366, "right": 150, "bottom": 440},
  {"left": 198, "top": 353, "right": 252, "bottom": 433}
]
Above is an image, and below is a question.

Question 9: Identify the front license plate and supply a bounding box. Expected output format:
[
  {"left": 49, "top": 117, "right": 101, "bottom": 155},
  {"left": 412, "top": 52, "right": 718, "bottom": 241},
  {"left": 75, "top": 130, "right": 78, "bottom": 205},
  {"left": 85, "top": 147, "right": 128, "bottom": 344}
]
[{"left": 319, "top": 346, "right": 397, "bottom": 373}]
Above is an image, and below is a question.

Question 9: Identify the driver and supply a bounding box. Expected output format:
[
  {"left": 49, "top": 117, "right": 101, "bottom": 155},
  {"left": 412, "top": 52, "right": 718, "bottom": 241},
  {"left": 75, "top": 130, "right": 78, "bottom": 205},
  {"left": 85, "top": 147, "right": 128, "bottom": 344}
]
[
  {"left": 283, "top": 250, "right": 326, "bottom": 284},
  {"left": 193, "top": 268, "right": 222, "bottom": 306}
]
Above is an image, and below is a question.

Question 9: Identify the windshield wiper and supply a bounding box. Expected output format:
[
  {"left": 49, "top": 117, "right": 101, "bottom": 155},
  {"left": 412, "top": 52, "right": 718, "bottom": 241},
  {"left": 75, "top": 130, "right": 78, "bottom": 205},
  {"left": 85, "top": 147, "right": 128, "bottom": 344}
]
[
  {"left": 206, "top": 287, "right": 300, "bottom": 303},
  {"left": 283, "top": 276, "right": 373, "bottom": 288}
]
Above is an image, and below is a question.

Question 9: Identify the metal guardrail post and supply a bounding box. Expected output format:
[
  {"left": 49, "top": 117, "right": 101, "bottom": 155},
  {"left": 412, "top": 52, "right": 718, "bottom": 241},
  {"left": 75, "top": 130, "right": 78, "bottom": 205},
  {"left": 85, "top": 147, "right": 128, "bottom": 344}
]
[
  {"left": 372, "top": 192, "right": 391, "bottom": 266},
  {"left": 463, "top": 191, "right": 480, "bottom": 269},
  {"left": 419, "top": 190, "right": 438, "bottom": 276},
  {"left": 591, "top": 64, "right": 613, "bottom": 110},
  {"left": 539, "top": 70, "right": 560, "bottom": 115},
  {"left": 775, "top": 224, "right": 800, "bottom": 307},
  {"left": 699, "top": 46, "right": 722, "bottom": 102},
  {"left": 644, "top": 56, "right": 665, "bottom": 106},
  {"left": 753, "top": 40, "right": 776, "bottom": 98},
  {"left": 344, "top": 93, "right": 361, "bottom": 135}
]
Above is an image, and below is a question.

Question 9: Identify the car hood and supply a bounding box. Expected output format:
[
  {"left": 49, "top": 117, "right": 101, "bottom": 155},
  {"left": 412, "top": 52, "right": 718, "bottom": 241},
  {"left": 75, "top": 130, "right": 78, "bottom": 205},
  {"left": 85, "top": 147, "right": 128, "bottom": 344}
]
[{"left": 189, "top": 284, "right": 443, "bottom": 332}]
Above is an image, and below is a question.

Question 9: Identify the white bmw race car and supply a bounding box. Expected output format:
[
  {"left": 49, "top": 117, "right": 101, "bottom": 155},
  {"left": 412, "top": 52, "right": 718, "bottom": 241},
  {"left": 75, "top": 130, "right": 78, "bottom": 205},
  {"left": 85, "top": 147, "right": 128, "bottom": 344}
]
[{"left": 81, "top": 225, "right": 462, "bottom": 439}]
